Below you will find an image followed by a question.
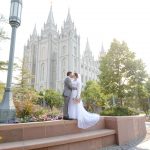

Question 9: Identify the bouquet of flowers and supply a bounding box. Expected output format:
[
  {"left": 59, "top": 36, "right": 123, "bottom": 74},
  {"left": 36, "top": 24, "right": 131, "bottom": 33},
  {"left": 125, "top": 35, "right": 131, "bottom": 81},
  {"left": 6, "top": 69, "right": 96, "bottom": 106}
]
[{"left": 72, "top": 97, "right": 80, "bottom": 104}]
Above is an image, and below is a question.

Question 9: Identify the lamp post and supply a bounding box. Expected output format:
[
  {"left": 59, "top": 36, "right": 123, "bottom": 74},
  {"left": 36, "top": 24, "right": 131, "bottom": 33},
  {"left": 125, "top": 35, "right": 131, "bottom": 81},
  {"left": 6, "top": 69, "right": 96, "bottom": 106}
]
[{"left": 0, "top": 0, "right": 22, "bottom": 123}]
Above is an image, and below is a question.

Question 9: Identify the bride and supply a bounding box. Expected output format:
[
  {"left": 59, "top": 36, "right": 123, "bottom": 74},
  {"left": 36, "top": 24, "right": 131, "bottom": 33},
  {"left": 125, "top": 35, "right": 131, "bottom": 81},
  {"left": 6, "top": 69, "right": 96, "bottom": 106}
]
[{"left": 68, "top": 72, "right": 100, "bottom": 129}]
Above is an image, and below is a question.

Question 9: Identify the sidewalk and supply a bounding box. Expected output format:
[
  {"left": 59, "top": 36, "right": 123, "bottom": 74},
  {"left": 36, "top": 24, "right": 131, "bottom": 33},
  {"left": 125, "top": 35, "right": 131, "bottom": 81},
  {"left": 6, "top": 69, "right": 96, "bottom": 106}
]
[
  {"left": 132, "top": 122, "right": 150, "bottom": 150},
  {"left": 101, "top": 122, "right": 150, "bottom": 150},
  {"left": 133, "top": 140, "right": 150, "bottom": 150}
]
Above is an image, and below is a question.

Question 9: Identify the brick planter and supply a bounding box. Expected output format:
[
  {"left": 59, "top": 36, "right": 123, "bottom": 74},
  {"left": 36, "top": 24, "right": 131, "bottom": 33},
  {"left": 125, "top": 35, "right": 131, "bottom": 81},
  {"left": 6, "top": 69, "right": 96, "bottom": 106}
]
[
  {"left": 104, "top": 115, "right": 146, "bottom": 145},
  {"left": 0, "top": 116, "right": 146, "bottom": 149}
]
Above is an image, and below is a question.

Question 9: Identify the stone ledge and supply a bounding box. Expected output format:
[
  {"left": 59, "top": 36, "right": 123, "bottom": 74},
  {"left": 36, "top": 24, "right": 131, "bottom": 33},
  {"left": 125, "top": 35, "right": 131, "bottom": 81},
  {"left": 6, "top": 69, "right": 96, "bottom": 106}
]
[
  {"left": 0, "top": 118, "right": 105, "bottom": 130},
  {"left": 0, "top": 129, "right": 116, "bottom": 150},
  {"left": 104, "top": 115, "right": 146, "bottom": 145},
  {"left": 0, "top": 115, "right": 146, "bottom": 149},
  {"left": 0, "top": 118, "right": 105, "bottom": 143},
  {"left": 0, "top": 120, "right": 68, "bottom": 130}
]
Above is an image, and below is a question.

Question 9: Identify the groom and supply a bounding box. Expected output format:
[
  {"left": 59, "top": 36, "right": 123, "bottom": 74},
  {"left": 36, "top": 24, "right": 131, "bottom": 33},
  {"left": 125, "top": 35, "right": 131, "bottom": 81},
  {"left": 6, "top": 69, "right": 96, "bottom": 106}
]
[{"left": 62, "top": 71, "right": 76, "bottom": 120}]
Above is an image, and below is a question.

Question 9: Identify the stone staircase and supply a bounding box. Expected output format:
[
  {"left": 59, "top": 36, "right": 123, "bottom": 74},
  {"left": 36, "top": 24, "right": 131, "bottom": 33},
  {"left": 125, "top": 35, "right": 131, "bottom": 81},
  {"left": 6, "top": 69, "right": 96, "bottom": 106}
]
[{"left": 0, "top": 117, "right": 116, "bottom": 150}]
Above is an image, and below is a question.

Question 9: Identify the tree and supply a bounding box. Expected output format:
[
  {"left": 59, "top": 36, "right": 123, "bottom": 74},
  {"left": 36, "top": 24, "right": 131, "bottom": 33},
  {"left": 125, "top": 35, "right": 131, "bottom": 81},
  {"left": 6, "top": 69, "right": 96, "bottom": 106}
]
[
  {"left": 13, "top": 63, "right": 40, "bottom": 119},
  {"left": 0, "top": 61, "right": 18, "bottom": 71},
  {"left": 0, "top": 15, "right": 9, "bottom": 72},
  {"left": 13, "top": 60, "right": 38, "bottom": 101},
  {"left": 82, "top": 81, "right": 108, "bottom": 112},
  {"left": 143, "top": 77, "right": 150, "bottom": 114},
  {"left": 0, "top": 61, "right": 20, "bottom": 101},
  {"left": 14, "top": 61, "right": 33, "bottom": 88},
  {"left": 13, "top": 87, "right": 39, "bottom": 102},
  {"left": 0, "top": 61, "right": 8, "bottom": 71},
  {"left": 0, "top": 82, "right": 5, "bottom": 102},
  {"left": 145, "top": 77, "right": 150, "bottom": 97},
  {"left": 44, "top": 89, "right": 64, "bottom": 110},
  {"left": 0, "top": 14, "right": 9, "bottom": 41},
  {"left": 99, "top": 39, "right": 148, "bottom": 107}
]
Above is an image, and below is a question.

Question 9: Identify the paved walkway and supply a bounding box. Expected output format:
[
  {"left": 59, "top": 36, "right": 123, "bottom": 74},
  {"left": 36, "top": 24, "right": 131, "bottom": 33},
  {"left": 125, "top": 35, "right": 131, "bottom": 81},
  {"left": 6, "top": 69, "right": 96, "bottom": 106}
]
[
  {"left": 132, "top": 122, "right": 150, "bottom": 150},
  {"left": 101, "top": 122, "right": 150, "bottom": 150}
]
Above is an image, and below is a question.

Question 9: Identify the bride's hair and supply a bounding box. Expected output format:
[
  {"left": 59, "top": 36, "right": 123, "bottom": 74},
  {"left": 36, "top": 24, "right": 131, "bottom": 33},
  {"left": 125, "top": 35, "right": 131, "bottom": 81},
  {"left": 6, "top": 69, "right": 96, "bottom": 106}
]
[{"left": 74, "top": 72, "right": 78, "bottom": 78}]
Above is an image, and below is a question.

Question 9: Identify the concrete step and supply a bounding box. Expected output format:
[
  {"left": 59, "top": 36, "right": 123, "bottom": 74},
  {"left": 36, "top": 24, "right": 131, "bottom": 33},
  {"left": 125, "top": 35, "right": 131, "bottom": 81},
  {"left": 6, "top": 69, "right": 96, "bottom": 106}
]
[
  {"left": 0, "top": 129, "right": 116, "bottom": 150},
  {"left": 0, "top": 118, "right": 105, "bottom": 143}
]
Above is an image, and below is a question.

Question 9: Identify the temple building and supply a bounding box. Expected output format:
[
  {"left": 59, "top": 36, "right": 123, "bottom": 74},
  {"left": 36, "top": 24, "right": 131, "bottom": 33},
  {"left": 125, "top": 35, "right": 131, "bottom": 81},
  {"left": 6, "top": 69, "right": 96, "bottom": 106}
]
[{"left": 23, "top": 6, "right": 105, "bottom": 92}]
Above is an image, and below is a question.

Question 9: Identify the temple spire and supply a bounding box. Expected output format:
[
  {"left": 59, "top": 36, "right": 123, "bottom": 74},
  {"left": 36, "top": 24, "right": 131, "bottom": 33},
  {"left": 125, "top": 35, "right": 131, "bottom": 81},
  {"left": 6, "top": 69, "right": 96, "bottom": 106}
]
[
  {"left": 101, "top": 42, "right": 105, "bottom": 53},
  {"left": 32, "top": 24, "right": 37, "bottom": 36},
  {"left": 85, "top": 38, "right": 91, "bottom": 52},
  {"left": 66, "top": 8, "right": 72, "bottom": 23},
  {"left": 100, "top": 42, "right": 105, "bottom": 57},
  {"left": 47, "top": 4, "right": 55, "bottom": 24}
]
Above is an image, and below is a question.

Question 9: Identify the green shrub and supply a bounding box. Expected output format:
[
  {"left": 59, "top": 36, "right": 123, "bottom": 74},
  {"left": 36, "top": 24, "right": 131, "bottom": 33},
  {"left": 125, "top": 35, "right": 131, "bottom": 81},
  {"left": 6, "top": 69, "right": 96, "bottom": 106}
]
[
  {"left": 14, "top": 100, "right": 45, "bottom": 120},
  {"left": 44, "top": 89, "right": 64, "bottom": 110},
  {"left": 82, "top": 81, "right": 108, "bottom": 112},
  {"left": 46, "top": 107, "right": 61, "bottom": 117},
  {"left": 100, "top": 106, "right": 139, "bottom": 116},
  {"left": 14, "top": 100, "right": 34, "bottom": 118},
  {"left": 15, "top": 99, "right": 62, "bottom": 122}
]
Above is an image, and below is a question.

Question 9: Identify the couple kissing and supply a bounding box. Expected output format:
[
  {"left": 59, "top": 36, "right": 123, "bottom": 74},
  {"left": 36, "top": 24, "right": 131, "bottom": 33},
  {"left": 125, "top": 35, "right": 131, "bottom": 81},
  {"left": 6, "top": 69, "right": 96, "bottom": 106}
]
[{"left": 62, "top": 71, "right": 100, "bottom": 129}]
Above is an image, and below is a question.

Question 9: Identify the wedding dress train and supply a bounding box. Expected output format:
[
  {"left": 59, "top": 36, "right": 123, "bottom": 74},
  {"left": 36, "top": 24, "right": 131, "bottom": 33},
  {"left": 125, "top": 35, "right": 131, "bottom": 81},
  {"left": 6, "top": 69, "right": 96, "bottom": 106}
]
[{"left": 68, "top": 79, "right": 100, "bottom": 129}]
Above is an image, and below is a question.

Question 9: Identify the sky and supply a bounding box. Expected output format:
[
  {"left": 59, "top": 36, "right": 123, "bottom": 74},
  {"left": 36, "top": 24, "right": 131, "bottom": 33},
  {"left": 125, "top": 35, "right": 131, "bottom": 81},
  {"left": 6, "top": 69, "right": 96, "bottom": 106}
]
[{"left": 0, "top": 0, "right": 150, "bottom": 83}]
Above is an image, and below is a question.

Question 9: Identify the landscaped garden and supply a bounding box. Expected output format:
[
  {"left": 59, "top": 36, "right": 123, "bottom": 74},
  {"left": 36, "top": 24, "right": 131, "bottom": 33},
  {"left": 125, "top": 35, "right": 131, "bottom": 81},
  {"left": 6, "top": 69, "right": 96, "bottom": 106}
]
[{"left": 0, "top": 22, "right": 150, "bottom": 121}]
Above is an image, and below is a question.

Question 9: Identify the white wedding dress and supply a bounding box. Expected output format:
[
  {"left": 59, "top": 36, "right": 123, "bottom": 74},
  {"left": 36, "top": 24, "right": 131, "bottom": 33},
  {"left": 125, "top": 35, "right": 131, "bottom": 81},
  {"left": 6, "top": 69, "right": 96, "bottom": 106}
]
[{"left": 68, "top": 77, "right": 100, "bottom": 129}]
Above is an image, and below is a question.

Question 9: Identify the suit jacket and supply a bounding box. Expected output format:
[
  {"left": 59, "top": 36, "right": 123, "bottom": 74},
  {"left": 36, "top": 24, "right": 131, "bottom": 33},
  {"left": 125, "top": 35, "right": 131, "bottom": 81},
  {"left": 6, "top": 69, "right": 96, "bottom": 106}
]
[{"left": 63, "top": 77, "right": 74, "bottom": 97}]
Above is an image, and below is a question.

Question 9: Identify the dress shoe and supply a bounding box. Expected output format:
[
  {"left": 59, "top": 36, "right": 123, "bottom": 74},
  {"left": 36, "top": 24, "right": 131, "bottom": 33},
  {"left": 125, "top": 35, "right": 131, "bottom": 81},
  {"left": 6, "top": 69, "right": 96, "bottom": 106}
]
[{"left": 63, "top": 116, "right": 74, "bottom": 120}]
